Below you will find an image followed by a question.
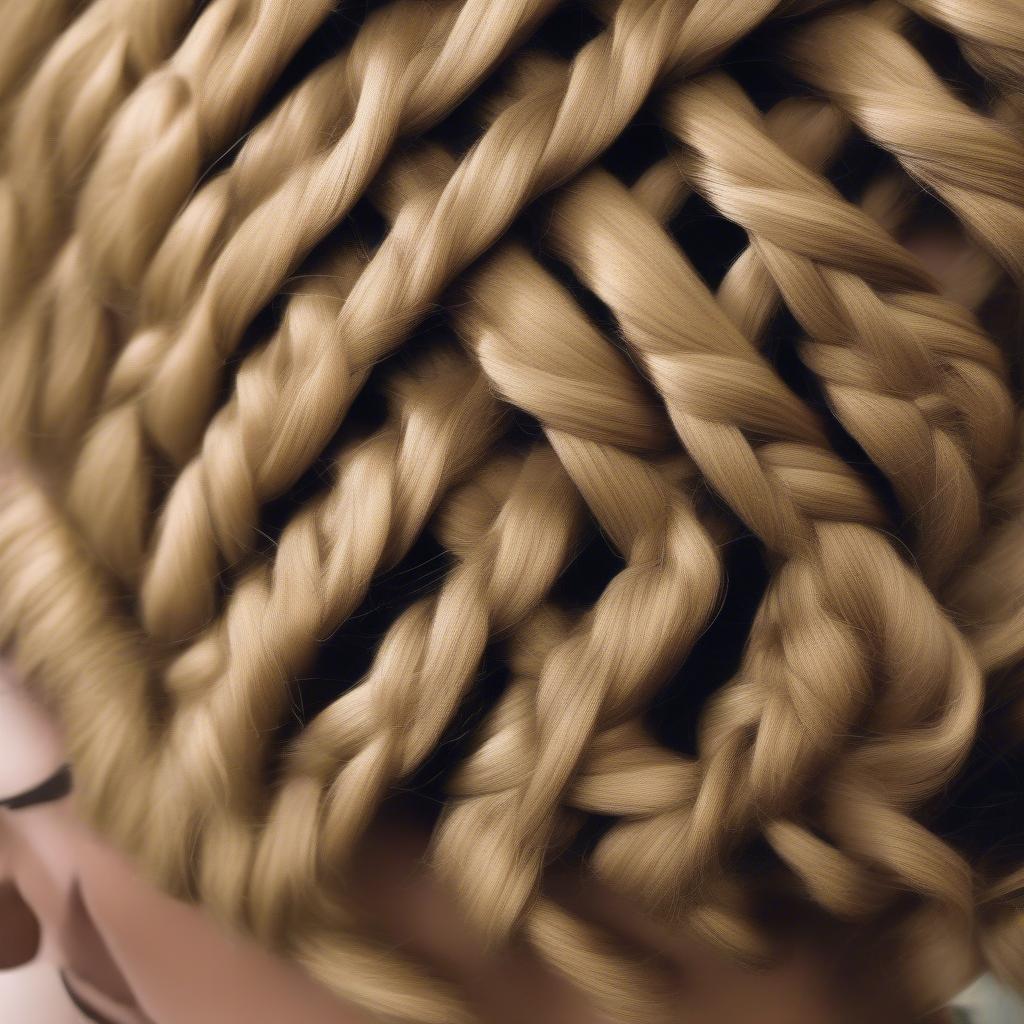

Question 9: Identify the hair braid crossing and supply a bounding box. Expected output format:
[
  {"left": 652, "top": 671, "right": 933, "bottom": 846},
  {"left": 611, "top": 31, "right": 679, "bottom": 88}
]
[
  {"left": 122, "top": 0, "right": 796, "bottom": 643},
  {"left": 4, "top": 0, "right": 1024, "bottom": 1019}
]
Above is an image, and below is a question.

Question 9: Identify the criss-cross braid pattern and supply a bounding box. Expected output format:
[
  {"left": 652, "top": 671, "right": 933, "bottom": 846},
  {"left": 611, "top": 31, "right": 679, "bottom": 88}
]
[
  {"left": 333, "top": 121, "right": 987, "bottom": 1007},
  {"left": 434, "top": 229, "right": 724, "bottom": 934},
  {"left": 105, "top": 0, "right": 807, "bottom": 640},
  {"left": 73, "top": 0, "right": 560, "bottom": 596},
  {"left": 670, "top": 73, "right": 1014, "bottom": 584},
  {"left": 540, "top": 161, "right": 983, "bottom": 926},
  {"left": 4, "top": 0, "right": 1024, "bottom": 1021},
  {"left": 145, "top": 341, "right": 507, "bottom": 890},
  {"left": 790, "top": 4, "right": 1024, "bottom": 281}
]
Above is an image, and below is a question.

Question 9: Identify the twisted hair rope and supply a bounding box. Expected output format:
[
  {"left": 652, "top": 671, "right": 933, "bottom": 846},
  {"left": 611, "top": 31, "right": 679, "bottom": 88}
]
[
  {"left": 33, "top": 0, "right": 333, "bottom": 455},
  {"left": 786, "top": 15, "right": 1024, "bottom": 976},
  {"left": 462, "top": 444, "right": 723, "bottom": 997},
  {"left": 758, "top": 207, "right": 1019, "bottom": 995},
  {"left": 132, "top": 1, "right": 461, "bottom": 635},
  {"left": 0, "top": 0, "right": 328, "bottom": 518},
  {"left": 131, "top": 0, "right": 804, "bottom": 644},
  {"left": 0, "top": 0, "right": 195, "bottom": 451},
  {"left": 53, "top": 31, "right": 397, "bottom": 457},
  {"left": 699, "top": 79, "right": 1020, "bottom": 696},
  {"left": 248, "top": 443, "right": 582, "bottom": 925},
  {"left": 668, "top": 73, "right": 1014, "bottom": 585},
  {"left": 450, "top": 241, "right": 727, "bottom": 1015},
  {"left": 0, "top": 0, "right": 194, "bottom": 312},
  {"left": 954, "top": 439, "right": 1024, "bottom": 990},
  {"left": 56, "top": 50, "right": 365, "bottom": 576},
  {"left": 546, "top": 170, "right": 982, "bottom": 935},
  {"left": 48, "top": 0, "right": 330, "bottom": 560},
  {"left": 684, "top": 81, "right": 1019, "bottom": 671},
  {"left": 788, "top": 4, "right": 1024, "bottom": 283},
  {"left": 141, "top": 345, "right": 504, "bottom": 897},
  {"left": 911, "top": 210, "right": 1024, "bottom": 989},
  {"left": 581, "top": 172, "right": 978, "bottom": 925},
  {"left": 638, "top": 77, "right": 1010, "bottom": 586},
  {"left": 476, "top": 677, "right": 769, "bottom": 909},
  {"left": 431, "top": 441, "right": 718, "bottom": 1016},
  {"left": 77, "top": 0, "right": 334, "bottom": 298},
  {"left": 143, "top": 161, "right": 468, "bottom": 774},
  {"left": 657, "top": 105, "right": 1010, "bottom": 961},
  {"left": 943, "top": 332, "right": 1024, "bottom": 988},
  {"left": 140, "top": 245, "right": 367, "bottom": 643},
  {"left": 450, "top": 628, "right": 778, "bottom": 978},
  {"left": 140, "top": 0, "right": 555, "bottom": 462},
  {"left": 80, "top": 0, "right": 555, "bottom": 620}
]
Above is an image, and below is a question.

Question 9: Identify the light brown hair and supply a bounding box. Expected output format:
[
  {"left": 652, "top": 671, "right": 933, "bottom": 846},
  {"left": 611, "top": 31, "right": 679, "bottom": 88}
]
[{"left": 2, "top": 1, "right": 1024, "bottom": 1020}]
